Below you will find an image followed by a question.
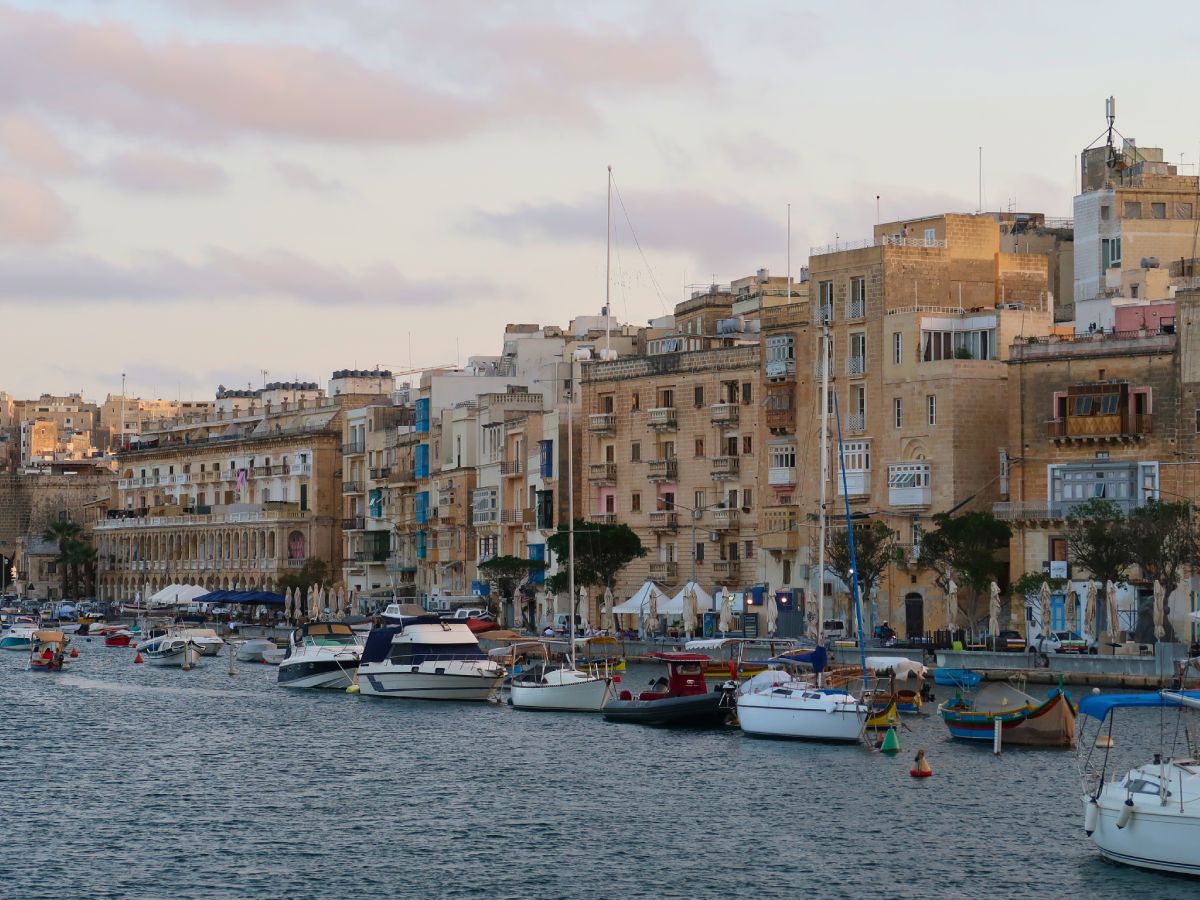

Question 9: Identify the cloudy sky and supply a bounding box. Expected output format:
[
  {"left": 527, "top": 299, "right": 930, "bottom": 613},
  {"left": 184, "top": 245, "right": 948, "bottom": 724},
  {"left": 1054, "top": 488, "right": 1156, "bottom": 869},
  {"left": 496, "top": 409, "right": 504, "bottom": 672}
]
[{"left": 2, "top": 0, "right": 1197, "bottom": 400}]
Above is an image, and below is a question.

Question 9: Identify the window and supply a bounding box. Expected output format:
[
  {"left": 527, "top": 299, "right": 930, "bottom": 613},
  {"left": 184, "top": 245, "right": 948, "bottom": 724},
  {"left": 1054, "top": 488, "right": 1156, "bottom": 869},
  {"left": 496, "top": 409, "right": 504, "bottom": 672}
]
[
  {"left": 927, "top": 394, "right": 937, "bottom": 426},
  {"left": 1177, "top": 202, "right": 1194, "bottom": 219},
  {"left": 725, "top": 436, "right": 738, "bottom": 456},
  {"left": 769, "top": 444, "right": 796, "bottom": 469},
  {"left": 848, "top": 276, "right": 865, "bottom": 318},
  {"left": 1151, "top": 202, "right": 1166, "bottom": 220},
  {"left": 1102, "top": 237, "right": 1122, "bottom": 269},
  {"left": 631, "top": 392, "right": 640, "bottom": 412},
  {"left": 742, "top": 488, "right": 752, "bottom": 510},
  {"left": 1131, "top": 284, "right": 1139, "bottom": 299},
  {"left": 601, "top": 394, "right": 614, "bottom": 413},
  {"left": 742, "top": 382, "right": 752, "bottom": 404},
  {"left": 659, "top": 389, "right": 674, "bottom": 409},
  {"left": 695, "top": 542, "right": 705, "bottom": 563},
  {"left": 661, "top": 440, "right": 675, "bottom": 459},
  {"left": 727, "top": 489, "right": 738, "bottom": 508},
  {"left": 893, "top": 398, "right": 903, "bottom": 428},
  {"left": 631, "top": 492, "right": 641, "bottom": 513},
  {"left": 848, "top": 332, "right": 866, "bottom": 375},
  {"left": 844, "top": 441, "right": 870, "bottom": 473},
  {"left": 1124, "top": 201, "right": 1142, "bottom": 218},
  {"left": 743, "top": 540, "right": 754, "bottom": 559},
  {"left": 694, "top": 489, "right": 705, "bottom": 509},
  {"left": 1100, "top": 205, "right": 1111, "bottom": 221},
  {"left": 1195, "top": 409, "right": 1200, "bottom": 434},
  {"left": 742, "top": 435, "right": 752, "bottom": 455},
  {"left": 694, "top": 437, "right": 704, "bottom": 457},
  {"left": 631, "top": 441, "right": 641, "bottom": 462},
  {"left": 1051, "top": 461, "right": 1158, "bottom": 515},
  {"left": 819, "top": 280, "right": 833, "bottom": 322},
  {"left": 694, "top": 385, "right": 704, "bottom": 407},
  {"left": 893, "top": 332, "right": 902, "bottom": 365},
  {"left": 922, "top": 324, "right": 996, "bottom": 361},
  {"left": 605, "top": 444, "right": 615, "bottom": 462},
  {"left": 924, "top": 227, "right": 936, "bottom": 245},
  {"left": 765, "top": 335, "right": 795, "bottom": 372}
]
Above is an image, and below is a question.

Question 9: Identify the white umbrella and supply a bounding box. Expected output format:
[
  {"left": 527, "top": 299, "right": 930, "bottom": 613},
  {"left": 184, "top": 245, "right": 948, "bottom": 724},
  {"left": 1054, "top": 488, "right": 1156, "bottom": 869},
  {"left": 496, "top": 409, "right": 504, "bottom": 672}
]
[
  {"left": 766, "top": 591, "right": 779, "bottom": 636},
  {"left": 284, "top": 586, "right": 293, "bottom": 621},
  {"left": 553, "top": 591, "right": 562, "bottom": 628},
  {"left": 1154, "top": 579, "right": 1166, "bottom": 641},
  {"left": 1085, "top": 580, "right": 1097, "bottom": 640},
  {"left": 1065, "top": 587, "right": 1077, "bottom": 634},
  {"left": 682, "top": 584, "right": 698, "bottom": 639},
  {"left": 1039, "top": 581, "right": 1052, "bottom": 639},
  {"left": 315, "top": 585, "right": 326, "bottom": 620},
  {"left": 988, "top": 581, "right": 1000, "bottom": 638},
  {"left": 1106, "top": 579, "right": 1120, "bottom": 647},
  {"left": 577, "top": 585, "right": 588, "bottom": 631},
  {"left": 603, "top": 586, "right": 615, "bottom": 633},
  {"left": 719, "top": 591, "right": 733, "bottom": 635},
  {"left": 300, "top": 586, "right": 310, "bottom": 620},
  {"left": 946, "top": 579, "right": 958, "bottom": 631},
  {"left": 337, "top": 586, "right": 347, "bottom": 619}
]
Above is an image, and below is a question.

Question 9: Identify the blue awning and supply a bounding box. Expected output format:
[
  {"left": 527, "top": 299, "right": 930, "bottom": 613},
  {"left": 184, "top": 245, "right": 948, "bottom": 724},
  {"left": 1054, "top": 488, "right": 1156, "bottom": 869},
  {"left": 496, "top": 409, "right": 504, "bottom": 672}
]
[
  {"left": 1079, "top": 690, "right": 1200, "bottom": 721},
  {"left": 768, "top": 646, "right": 828, "bottom": 674},
  {"left": 192, "top": 589, "right": 283, "bottom": 606}
]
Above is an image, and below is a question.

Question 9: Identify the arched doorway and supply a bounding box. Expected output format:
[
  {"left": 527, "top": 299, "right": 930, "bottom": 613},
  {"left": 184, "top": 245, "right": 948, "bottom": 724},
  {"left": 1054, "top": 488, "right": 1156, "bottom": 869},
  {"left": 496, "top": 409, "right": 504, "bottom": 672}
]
[{"left": 905, "top": 592, "right": 924, "bottom": 638}]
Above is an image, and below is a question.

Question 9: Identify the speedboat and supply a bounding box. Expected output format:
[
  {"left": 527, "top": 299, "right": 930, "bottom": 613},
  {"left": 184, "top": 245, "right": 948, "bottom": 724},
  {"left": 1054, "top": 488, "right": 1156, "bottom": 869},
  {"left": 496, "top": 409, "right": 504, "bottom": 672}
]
[
  {"left": 170, "top": 625, "right": 224, "bottom": 656},
  {"left": 1, "top": 621, "right": 38, "bottom": 651},
  {"left": 277, "top": 622, "right": 364, "bottom": 689},
  {"left": 493, "top": 642, "right": 611, "bottom": 712},
  {"left": 236, "top": 638, "right": 280, "bottom": 663},
  {"left": 602, "top": 652, "right": 734, "bottom": 727},
  {"left": 357, "top": 616, "right": 504, "bottom": 701},
  {"left": 137, "top": 632, "right": 202, "bottom": 667},
  {"left": 735, "top": 647, "right": 868, "bottom": 742},
  {"left": 104, "top": 629, "right": 134, "bottom": 647},
  {"left": 1078, "top": 690, "right": 1200, "bottom": 876},
  {"left": 29, "top": 630, "right": 69, "bottom": 671}
]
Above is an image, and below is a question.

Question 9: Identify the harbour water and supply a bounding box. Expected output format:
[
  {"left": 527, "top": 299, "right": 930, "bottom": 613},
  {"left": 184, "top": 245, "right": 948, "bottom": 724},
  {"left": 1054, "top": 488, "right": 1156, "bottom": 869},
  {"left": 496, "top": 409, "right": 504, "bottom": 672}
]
[{"left": 2, "top": 646, "right": 1196, "bottom": 899}]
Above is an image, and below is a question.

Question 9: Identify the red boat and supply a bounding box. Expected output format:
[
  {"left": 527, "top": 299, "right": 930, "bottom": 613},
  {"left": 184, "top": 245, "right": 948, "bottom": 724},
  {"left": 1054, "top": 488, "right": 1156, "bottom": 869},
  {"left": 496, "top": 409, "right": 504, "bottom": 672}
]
[
  {"left": 465, "top": 616, "right": 499, "bottom": 634},
  {"left": 105, "top": 630, "right": 134, "bottom": 647}
]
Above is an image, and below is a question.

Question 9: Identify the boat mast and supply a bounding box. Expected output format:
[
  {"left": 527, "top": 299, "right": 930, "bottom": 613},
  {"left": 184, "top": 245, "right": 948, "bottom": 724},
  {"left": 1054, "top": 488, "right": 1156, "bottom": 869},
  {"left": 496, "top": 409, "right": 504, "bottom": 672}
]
[
  {"left": 815, "top": 321, "right": 829, "bottom": 648},
  {"left": 832, "top": 392, "right": 868, "bottom": 675},
  {"left": 605, "top": 165, "right": 612, "bottom": 356},
  {"left": 567, "top": 359, "right": 577, "bottom": 671}
]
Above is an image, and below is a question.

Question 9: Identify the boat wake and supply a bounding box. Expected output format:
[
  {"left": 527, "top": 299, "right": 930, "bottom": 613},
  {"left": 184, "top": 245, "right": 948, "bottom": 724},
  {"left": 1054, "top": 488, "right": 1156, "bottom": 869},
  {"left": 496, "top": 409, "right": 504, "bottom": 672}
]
[{"left": 57, "top": 674, "right": 260, "bottom": 699}]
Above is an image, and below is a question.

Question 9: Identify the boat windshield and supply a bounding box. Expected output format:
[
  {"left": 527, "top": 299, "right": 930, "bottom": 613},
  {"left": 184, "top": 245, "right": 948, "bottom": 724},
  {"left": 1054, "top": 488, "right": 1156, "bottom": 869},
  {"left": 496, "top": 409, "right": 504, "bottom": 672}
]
[
  {"left": 303, "top": 632, "right": 359, "bottom": 647},
  {"left": 388, "top": 642, "right": 486, "bottom": 664}
]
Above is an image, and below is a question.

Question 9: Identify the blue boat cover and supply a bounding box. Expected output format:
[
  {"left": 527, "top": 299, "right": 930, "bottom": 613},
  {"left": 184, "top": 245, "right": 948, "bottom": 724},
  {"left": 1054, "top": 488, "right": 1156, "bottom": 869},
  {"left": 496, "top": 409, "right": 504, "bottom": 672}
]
[
  {"left": 1079, "top": 690, "right": 1200, "bottom": 721},
  {"left": 767, "top": 646, "right": 828, "bottom": 673},
  {"left": 361, "top": 626, "right": 404, "bottom": 664}
]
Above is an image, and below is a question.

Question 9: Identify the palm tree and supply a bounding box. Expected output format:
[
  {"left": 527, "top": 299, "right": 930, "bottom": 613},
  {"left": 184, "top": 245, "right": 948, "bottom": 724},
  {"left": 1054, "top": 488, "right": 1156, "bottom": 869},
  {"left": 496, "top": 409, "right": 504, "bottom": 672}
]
[{"left": 43, "top": 519, "right": 81, "bottom": 601}]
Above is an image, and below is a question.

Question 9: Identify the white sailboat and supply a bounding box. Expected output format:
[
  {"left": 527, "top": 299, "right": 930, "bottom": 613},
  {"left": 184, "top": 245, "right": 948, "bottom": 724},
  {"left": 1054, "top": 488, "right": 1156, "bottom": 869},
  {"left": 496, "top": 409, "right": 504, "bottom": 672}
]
[{"left": 736, "top": 320, "right": 869, "bottom": 742}]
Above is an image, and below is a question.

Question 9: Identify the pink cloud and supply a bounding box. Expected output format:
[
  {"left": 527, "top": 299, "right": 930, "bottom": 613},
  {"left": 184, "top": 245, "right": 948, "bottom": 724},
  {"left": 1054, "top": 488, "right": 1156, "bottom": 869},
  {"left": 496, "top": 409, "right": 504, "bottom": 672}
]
[
  {"left": 0, "top": 114, "right": 78, "bottom": 174},
  {"left": 102, "top": 149, "right": 227, "bottom": 192},
  {"left": 0, "top": 173, "right": 70, "bottom": 244}
]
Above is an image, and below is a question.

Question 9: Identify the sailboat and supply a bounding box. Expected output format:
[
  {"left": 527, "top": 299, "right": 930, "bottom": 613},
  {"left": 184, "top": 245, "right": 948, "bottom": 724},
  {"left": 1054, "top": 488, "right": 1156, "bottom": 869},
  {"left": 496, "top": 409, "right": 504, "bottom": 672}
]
[
  {"left": 508, "top": 167, "right": 616, "bottom": 713},
  {"left": 735, "top": 322, "right": 870, "bottom": 742}
]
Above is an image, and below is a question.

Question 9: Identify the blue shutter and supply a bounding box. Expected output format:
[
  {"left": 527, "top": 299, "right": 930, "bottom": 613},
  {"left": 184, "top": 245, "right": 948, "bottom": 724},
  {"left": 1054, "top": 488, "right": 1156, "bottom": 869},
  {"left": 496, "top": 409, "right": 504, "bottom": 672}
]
[
  {"left": 415, "top": 398, "right": 430, "bottom": 434},
  {"left": 415, "top": 491, "right": 429, "bottom": 524},
  {"left": 539, "top": 439, "right": 554, "bottom": 478},
  {"left": 416, "top": 530, "right": 427, "bottom": 559},
  {"left": 415, "top": 444, "right": 429, "bottom": 479},
  {"left": 528, "top": 543, "right": 545, "bottom": 585}
]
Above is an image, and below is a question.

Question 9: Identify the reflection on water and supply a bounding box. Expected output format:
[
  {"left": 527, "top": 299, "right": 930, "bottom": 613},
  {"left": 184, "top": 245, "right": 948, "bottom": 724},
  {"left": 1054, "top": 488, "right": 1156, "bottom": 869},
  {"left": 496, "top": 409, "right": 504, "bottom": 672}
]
[{"left": 1, "top": 646, "right": 1196, "bottom": 899}]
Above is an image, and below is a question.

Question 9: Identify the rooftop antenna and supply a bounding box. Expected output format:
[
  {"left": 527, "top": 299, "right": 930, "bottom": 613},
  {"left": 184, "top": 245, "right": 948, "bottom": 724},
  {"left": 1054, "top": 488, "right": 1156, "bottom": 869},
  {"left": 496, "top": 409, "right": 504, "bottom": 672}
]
[
  {"left": 261, "top": 369, "right": 269, "bottom": 388},
  {"left": 786, "top": 203, "right": 792, "bottom": 304},
  {"left": 605, "top": 164, "right": 612, "bottom": 355},
  {"left": 1105, "top": 95, "right": 1117, "bottom": 166}
]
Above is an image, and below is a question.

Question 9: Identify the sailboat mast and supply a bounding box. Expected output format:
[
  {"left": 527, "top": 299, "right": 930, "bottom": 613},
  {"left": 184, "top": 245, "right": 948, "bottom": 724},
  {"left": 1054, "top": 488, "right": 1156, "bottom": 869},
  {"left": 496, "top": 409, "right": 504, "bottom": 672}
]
[
  {"left": 815, "top": 322, "right": 829, "bottom": 645},
  {"left": 832, "top": 393, "right": 868, "bottom": 675},
  {"left": 566, "top": 360, "right": 577, "bottom": 670},
  {"left": 605, "top": 165, "right": 612, "bottom": 355}
]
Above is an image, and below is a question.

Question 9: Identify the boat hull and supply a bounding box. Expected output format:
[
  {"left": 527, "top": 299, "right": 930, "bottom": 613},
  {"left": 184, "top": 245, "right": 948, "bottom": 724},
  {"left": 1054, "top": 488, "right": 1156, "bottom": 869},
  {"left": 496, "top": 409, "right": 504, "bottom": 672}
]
[
  {"left": 236, "top": 639, "right": 279, "bottom": 663},
  {"left": 940, "top": 690, "right": 1075, "bottom": 747},
  {"left": 140, "top": 640, "right": 202, "bottom": 667},
  {"left": 278, "top": 657, "right": 359, "bottom": 689},
  {"left": 358, "top": 662, "right": 503, "bottom": 701},
  {"left": 602, "top": 692, "right": 729, "bottom": 727},
  {"left": 510, "top": 676, "right": 610, "bottom": 712},
  {"left": 1086, "top": 794, "right": 1200, "bottom": 876},
  {"left": 0, "top": 636, "right": 33, "bottom": 651},
  {"left": 737, "top": 698, "right": 866, "bottom": 742}
]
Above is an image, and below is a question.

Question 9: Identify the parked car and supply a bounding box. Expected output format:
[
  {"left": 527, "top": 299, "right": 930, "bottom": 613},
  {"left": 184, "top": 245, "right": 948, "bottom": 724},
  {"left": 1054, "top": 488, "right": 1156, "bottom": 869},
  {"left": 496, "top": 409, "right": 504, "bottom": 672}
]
[
  {"left": 823, "top": 619, "right": 848, "bottom": 640},
  {"left": 1031, "top": 629, "right": 1097, "bottom": 654}
]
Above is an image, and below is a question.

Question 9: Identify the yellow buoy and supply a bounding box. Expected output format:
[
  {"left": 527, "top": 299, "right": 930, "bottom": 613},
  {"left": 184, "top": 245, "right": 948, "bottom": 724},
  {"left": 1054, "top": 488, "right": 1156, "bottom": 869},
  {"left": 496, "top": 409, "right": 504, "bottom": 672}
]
[
  {"left": 1095, "top": 734, "right": 1115, "bottom": 749},
  {"left": 346, "top": 684, "right": 361, "bottom": 694}
]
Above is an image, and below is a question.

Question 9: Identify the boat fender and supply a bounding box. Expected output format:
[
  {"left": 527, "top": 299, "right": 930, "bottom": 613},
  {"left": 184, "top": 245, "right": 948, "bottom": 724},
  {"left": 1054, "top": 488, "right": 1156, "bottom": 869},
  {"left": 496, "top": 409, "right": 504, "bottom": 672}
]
[
  {"left": 346, "top": 684, "right": 361, "bottom": 694},
  {"left": 1116, "top": 798, "right": 1134, "bottom": 829},
  {"left": 1084, "top": 799, "right": 1099, "bottom": 836}
]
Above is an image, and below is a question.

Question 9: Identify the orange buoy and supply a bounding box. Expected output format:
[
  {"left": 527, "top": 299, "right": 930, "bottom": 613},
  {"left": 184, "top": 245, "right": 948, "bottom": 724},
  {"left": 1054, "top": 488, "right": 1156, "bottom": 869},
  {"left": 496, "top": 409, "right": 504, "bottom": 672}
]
[
  {"left": 69, "top": 647, "right": 79, "bottom": 658},
  {"left": 130, "top": 642, "right": 138, "bottom": 648},
  {"left": 910, "top": 748, "right": 933, "bottom": 778},
  {"left": 134, "top": 652, "right": 144, "bottom": 664}
]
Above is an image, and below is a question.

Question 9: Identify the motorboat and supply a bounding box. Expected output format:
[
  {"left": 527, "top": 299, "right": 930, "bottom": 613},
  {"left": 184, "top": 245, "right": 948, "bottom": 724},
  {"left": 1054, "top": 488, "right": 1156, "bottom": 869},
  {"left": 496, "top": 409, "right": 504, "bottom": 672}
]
[
  {"left": 29, "top": 630, "right": 69, "bottom": 671},
  {"left": 170, "top": 624, "right": 224, "bottom": 656},
  {"left": 492, "top": 642, "right": 611, "bottom": 712},
  {"left": 356, "top": 616, "right": 504, "bottom": 701},
  {"left": 602, "top": 653, "right": 734, "bottom": 727},
  {"left": 1, "top": 621, "right": 38, "bottom": 651},
  {"left": 735, "top": 647, "right": 869, "bottom": 743},
  {"left": 236, "top": 638, "right": 281, "bottom": 663},
  {"left": 1078, "top": 690, "right": 1200, "bottom": 876},
  {"left": 940, "top": 682, "right": 1076, "bottom": 748},
  {"left": 137, "top": 632, "right": 203, "bottom": 668},
  {"left": 278, "top": 622, "right": 364, "bottom": 689},
  {"left": 104, "top": 629, "right": 135, "bottom": 647}
]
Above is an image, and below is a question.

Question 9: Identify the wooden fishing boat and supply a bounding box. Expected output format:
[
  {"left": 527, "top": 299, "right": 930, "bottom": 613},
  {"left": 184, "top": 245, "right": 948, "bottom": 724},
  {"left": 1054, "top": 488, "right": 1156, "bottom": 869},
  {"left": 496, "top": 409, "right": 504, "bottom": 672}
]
[
  {"left": 29, "top": 630, "right": 68, "bottom": 671},
  {"left": 939, "top": 682, "right": 1076, "bottom": 747}
]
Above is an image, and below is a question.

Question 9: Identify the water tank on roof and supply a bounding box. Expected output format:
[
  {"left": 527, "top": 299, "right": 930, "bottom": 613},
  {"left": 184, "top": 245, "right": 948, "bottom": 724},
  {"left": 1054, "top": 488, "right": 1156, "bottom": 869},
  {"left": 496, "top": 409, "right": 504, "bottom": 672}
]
[
  {"left": 572, "top": 348, "right": 593, "bottom": 361},
  {"left": 757, "top": 268, "right": 769, "bottom": 284}
]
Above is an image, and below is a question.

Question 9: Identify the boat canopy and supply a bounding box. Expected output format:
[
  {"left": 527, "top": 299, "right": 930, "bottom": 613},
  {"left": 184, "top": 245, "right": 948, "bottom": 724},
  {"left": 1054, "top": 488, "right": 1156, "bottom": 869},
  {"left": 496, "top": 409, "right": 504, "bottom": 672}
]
[
  {"left": 767, "top": 646, "right": 829, "bottom": 674},
  {"left": 1079, "top": 690, "right": 1200, "bottom": 721},
  {"left": 864, "top": 656, "right": 927, "bottom": 679},
  {"left": 300, "top": 622, "right": 356, "bottom": 637},
  {"left": 660, "top": 582, "right": 716, "bottom": 615},
  {"left": 361, "top": 626, "right": 404, "bottom": 664}
]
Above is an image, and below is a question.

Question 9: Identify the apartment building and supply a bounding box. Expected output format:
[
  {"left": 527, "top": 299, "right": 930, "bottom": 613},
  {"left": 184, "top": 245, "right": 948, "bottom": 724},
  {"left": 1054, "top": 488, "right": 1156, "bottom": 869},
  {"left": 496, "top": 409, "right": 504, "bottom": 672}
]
[
  {"left": 798, "top": 213, "right": 1053, "bottom": 635},
  {"left": 95, "top": 374, "right": 387, "bottom": 602},
  {"left": 98, "top": 395, "right": 216, "bottom": 450}
]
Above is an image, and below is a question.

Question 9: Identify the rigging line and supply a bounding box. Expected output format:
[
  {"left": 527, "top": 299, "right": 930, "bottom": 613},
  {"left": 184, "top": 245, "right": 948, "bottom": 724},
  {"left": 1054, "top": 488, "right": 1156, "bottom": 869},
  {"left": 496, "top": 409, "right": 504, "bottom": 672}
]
[
  {"left": 610, "top": 211, "right": 631, "bottom": 322},
  {"left": 608, "top": 173, "right": 669, "bottom": 315}
]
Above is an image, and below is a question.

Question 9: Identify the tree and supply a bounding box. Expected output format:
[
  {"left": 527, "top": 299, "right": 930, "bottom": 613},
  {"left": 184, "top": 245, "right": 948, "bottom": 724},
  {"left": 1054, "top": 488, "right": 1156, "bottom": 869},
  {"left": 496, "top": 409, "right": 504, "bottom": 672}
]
[
  {"left": 919, "top": 511, "right": 1011, "bottom": 628},
  {"left": 1066, "top": 498, "right": 1133, "bottom": 586},
  {"left": 1125, "top": 500, "right": 1198, "bottom": 643},
  {"left": 825, "top": 520, "right": 896, "bottom": 626},
  {"left": 477, "top": 555, "right": 547, "bottom": 629},
  {"left": 277, "top": 558, "right": 331, "bottom": 597},
  {"left": 546, "top": 519, "right": 646, "bottom": 593},
  {"left": 42, "top": 519, "right": 82, "bottom": 601}
]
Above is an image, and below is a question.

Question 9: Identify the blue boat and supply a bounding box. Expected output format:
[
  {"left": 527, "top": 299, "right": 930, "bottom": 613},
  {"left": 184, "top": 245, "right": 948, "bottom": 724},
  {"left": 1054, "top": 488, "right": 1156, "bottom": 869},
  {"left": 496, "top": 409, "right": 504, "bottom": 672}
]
[{"left": 933, "top": 668, "right": 980, "bottom": 688}]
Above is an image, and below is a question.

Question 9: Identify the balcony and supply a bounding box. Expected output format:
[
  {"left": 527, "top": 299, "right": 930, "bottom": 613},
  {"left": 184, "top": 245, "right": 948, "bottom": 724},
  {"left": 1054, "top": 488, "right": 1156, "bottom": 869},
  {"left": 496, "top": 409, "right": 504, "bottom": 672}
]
[
  {"left": 1046, "top": 413, "right": 1152, "bottom": 445},
  {"left": 388, "top": 467, "right": 415, "bottom": 484},
  {"left": 286, "top": 557, "right": 307, "bottom": 569},
  {"left": 761, "top": 507, "right": 799, "bottom": 552},
  {"left": 765, "top": 403, "right": 795, "bottom": 433},
  {"left": 847, "top": 297, "right": 866, "bottom": 320},
  {"left": 711, "top": 456, "right": 739, "bottom": 480},
  {"left": 649, "top": 561, "right": 678, "bottom": 581},
  {"left": 837, "top": 471, "right": 871, "bottom": 496},
  {"left": 647, "top": 458, "right": 677, "bottom": 481},
  {"left": 370, "top": 466, "right": 392, "bottom": 480},
  {"left": 887, "top": 464, "right": 931, "bottom": 507},
  {"left": 500, "top": 459, "right": 524, "bottom": 477},
  {"left": 343, "top": 440, "right": 365, "bottom": 455},
  {"left": 647, "top": 407, "right": 677, "bottom": 431},
  {"left": 387, "top": 554, "right": 417, "bottom": 573},
  {"left": 589, "top": 511, "right": 617, "bottom": 525},
  {"left": 342, "top": 516, "right": 366, "bottom": 530},
  {"left": 712, "top": 560, "right": 740, "bottom": 581},
  {"left": 294, "top": 463, "right": 313, "bottom": 476},
  {"left": 765, "top": 358, "right": 796, "bottom": 380},
  {"left": 710, "top": 402, "right": 739, "bottom": 425},
  {"left": 1009, "top": 330, "right": 1176, "bottom": 362},
  {"left": 588, "top": 462, "right": 617, "bottom": 483},
  {"left": 992, "top": 502, "right": 1066, "bottom": 523},
  {"left": 846, "top": 356, "right": 866, "bottom": 377},
  {"left": 500, "top": 508, "right": 527, "bottom": 525},
  {"left": 768, "top": 466, "right": 796, "bottom": 486},
  {"left": 589, "top": 413, "right": 617, "bottom": 434},
  {"left": 711, "top": 507, "right": 739, "bottom": 529},
  {"left": 648, "top": 511, "right": 678, "bottom": 531},
  {"left": 342, "top": 481, "right": 364, "bottom": 494},
  {"left": 845, "top": 413, "right": 866, "bottom": 434}
]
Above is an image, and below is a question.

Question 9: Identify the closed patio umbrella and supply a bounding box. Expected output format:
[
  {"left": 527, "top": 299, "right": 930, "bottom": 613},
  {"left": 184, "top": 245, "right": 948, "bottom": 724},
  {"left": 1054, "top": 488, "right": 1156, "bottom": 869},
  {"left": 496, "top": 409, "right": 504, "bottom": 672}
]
[
  {"left": 719, "top": 591, "right": 733, "bottom": 635},
  {"left": 946, "top": 579, "right": 958, "bottom": 631},
  {"left": 682, "top": 585, "right": 698, "bottom": 639},
  {"left": 766, "top": 591, "right": 779, "bottom": 637},
  {"left": 1106, "top": 580, "right": 1121, "bottom": 648},
  {"left": 535, "top": 590, "right": 547, "bottom": 629},
  {"left": 284, "top": 587, "right": 294, "bottom": 622},
  {"left": 1065, "top": 586, "right": 1077, "bottom": 633},
  {"left": 577, "top": 585, "right": 588, "bottom": 631},
  {"left": 646, "top": 587, "right": 659, "bottom": 638},
  {"left": 1084, "top": 580, "right": 1097, "bottom": 641},
  {"left": 603, "top": 586, "right": 615, "bottom": 633},
  {"left": 1154, "top": 579, "right": 1166, "bottom": 641},
  {"left": 1039, "top": 581, "right": 1052, "bottom": 640},
  {"left": 988, "top": 581, "right": 1000, "bottom": 639}
]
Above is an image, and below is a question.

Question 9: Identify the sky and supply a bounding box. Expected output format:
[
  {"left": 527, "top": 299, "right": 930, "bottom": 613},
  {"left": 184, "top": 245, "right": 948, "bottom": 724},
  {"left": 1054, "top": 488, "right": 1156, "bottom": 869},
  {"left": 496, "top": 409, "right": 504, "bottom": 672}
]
[{"left": 2, "top": 0, "right": 1198, "bottom": 401}]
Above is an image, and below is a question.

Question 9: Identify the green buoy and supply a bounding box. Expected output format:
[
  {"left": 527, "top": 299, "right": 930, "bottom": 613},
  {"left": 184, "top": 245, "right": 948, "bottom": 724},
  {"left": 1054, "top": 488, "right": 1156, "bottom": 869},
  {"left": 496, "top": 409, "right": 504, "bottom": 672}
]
[{"left": 880, "top": 725, "right": 900, "bottom": 754}]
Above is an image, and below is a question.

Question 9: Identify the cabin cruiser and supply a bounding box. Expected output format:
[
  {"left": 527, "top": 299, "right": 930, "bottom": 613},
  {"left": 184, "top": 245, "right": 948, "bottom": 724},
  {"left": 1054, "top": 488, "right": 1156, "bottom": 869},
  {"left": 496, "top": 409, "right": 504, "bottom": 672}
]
[
  {"left": 602, "top": 653, "right": 734, "bottom": 727},
  {"left": 1078, "top": 690, "right": 1200, "bottom": 876},
  {"left": 357, "top": 616, "right": 504, "bottom": 701},
  {"left": 277, "top": 622, "right": 364, "bottom": 689},
  {"left": 735, "top": 647, "right": 868, "bottom": 742},
  {"left": 492, "top": 642, "right": 611, "bottom": 712},
  {"left": 236, "top": 638, "right": 281, "bottom": 663},
  {"left": 1, "top": 621, "right": 38, "bottom": 651}
]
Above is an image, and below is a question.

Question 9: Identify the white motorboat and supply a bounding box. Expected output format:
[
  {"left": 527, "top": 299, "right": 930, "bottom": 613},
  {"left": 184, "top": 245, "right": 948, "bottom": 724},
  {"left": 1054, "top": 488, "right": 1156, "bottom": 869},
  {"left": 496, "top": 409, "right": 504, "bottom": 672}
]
[
  {"left": 1078, "top": 690, "right": 1200, "bottom": 876},
  {"left": 493, "top": 642, "right": 611, "bottom": 712},
  {"left": 236, "top": 638, "right": 280, "bottom": 663},
  {"left": 0, "top": 621, "right": 38, "bottom": 651},
  {"left": 277, "top": 622, "right": 364, "bottom": 689},
  {"left": 137, "top": 633, "right": 202, "bottom": 667},
  {"left": 736, "top": 665, "right": 868, "bottom": 742},
  {"left": 357, "top": 616, "right": 504, "bottom": 701},
  {"left": 172, "top": 626, "right": 224, "bottom": 656}
]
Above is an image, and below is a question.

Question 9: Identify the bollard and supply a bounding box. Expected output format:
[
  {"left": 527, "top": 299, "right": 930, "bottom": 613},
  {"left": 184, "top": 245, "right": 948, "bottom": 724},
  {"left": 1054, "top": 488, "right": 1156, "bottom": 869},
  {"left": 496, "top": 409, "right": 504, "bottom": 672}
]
[{"left": 993, "top": 718, "right": 1002, "bottom": 755}]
